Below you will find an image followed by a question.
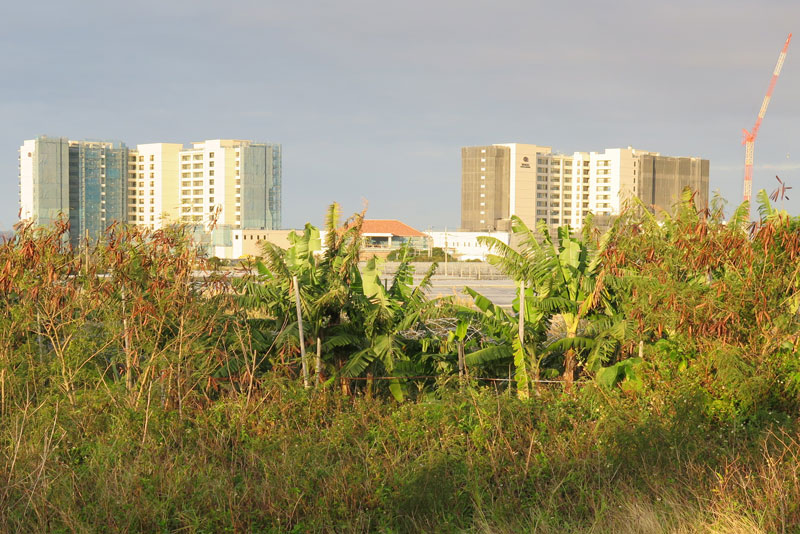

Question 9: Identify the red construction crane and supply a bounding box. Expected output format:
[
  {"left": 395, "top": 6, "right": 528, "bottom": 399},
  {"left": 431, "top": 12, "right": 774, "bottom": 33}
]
[{"left": 742, "top": 33, "right": 792, "bottom": 218}]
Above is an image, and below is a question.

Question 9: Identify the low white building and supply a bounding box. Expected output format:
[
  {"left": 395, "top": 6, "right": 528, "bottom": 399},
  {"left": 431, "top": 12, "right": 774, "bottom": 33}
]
[{"left": 426, "top": 231, "right": 510, "bottom": 261}]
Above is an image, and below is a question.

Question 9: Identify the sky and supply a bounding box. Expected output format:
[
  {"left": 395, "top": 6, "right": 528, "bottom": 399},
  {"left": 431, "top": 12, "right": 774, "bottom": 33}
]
[{"left": 1, "top": 0, "right": 798, "bottom": 231}]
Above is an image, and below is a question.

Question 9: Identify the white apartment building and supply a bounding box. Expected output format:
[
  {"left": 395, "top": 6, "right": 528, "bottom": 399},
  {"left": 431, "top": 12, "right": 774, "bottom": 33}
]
[
  {"left": 490, "top": 144, "right": 642, "bottom": 229},
  {"left": 462, "top": 143, "right": 708, "bottom": 231},
  {"left": 125, "top": 139, "right": 281, "bottom": 231}
]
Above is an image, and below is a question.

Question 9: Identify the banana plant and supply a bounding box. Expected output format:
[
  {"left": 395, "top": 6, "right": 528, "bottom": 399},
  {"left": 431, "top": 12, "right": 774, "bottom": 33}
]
[
  {"left": 235, "top": 205, "right": 363, "bottom": 386},
  {"left": 479, "top": 215, "right": 613, "bottom": 392},
  {"left": 340, "top": 247, "right": 439, "bottom": 401}
]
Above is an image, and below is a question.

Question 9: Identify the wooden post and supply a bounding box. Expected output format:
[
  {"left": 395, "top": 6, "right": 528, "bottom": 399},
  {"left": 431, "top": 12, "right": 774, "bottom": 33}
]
[
  {"left": 316, "top": 337, "right": 322, "bottom": 384},
  {"left": 518, "top": 279, "right": 526, "bottom": 398},
  {"left": 36, "top": 310, "right": 44, "bottom": 363},
  {"left": 457, "top": 341, "right": 466, "bottom": 384},
  {"left": 518, "top": 280, "right": 525, "bottom": 346},
  {"left": 293, "top": 275, "right": 310, "bottom": 389},
  {"left": 122, "top": 286, "right": 134, "bottom": 392},
  {"left": 84, "top": 228, "right": 90, "bottom": 273}
]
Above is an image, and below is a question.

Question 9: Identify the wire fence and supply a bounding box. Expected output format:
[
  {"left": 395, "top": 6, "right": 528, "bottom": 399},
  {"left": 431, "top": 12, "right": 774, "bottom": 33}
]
[{"left": 339, "top": 375, "right": 582, "bottom": 385}]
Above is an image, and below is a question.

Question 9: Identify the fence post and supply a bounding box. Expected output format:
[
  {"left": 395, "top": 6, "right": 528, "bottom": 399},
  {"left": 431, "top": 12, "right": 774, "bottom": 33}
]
[{"left": 293, "top": 275, "right": 310, "bottom": 389}]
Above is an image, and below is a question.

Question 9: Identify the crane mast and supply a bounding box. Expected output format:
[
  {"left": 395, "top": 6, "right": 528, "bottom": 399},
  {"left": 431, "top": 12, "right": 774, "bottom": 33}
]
[{"left": 742, "top": 33, "right": 792, "bottom": 218}]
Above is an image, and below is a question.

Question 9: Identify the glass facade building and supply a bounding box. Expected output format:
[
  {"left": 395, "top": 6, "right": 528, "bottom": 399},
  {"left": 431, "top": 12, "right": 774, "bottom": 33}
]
[
  {"left": 20, "top": 137, "right": 129, "bottom": 247},
  {"left": 240, "top": 143, "right": 282, "bottom": 230},
  {"left": 19, "top": 137, "right": 70, "bottom": 228},
  {"left": 67, "top": 141, "right": 129, "bottom": 247}
]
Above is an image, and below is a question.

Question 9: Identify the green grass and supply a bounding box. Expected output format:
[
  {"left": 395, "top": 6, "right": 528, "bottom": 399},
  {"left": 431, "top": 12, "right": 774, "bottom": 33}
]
[{"left": 2, "top": 380, "right": 798, "bottom": 533}]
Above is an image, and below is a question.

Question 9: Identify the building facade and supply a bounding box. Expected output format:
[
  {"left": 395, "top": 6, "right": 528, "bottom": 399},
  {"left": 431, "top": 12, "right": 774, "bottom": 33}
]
[
  {"left": 19, "top": 137, "right": 70, "bottom": 228},
  {"left": 20, "top": 137, "right": 130, "bottom": 247},
  {"left": 426, "top": 230, "right": 510, "bottom": 261},
  {"left": 128, "top": 143, "right": 182, "bottom": 228},
  {"left": 638, "top": 154, "right": 710, "bottom": 211},
  {"left": 68, "top": 140, "right": 130, "bottom": 247},
  {"left": 20, "top": 137, "right": 283, "bottom": 244},
  {"left": 461, "top": 143, "right": 709, "bottom": 231}
]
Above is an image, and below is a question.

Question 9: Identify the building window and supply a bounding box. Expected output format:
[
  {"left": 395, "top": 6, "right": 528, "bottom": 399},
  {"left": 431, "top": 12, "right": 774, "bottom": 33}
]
[
  {"left": 209, "top": 152, "right": 214, "bottom": 158},
  {"left": 209, "top": 170, "right": 214, "bottom": 176}
]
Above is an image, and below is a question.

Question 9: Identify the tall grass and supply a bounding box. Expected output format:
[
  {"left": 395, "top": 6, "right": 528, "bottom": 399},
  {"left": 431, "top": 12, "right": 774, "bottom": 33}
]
[
  {"left": 1, "top": 209, "right": 800, "bottom": 532},
  {"left": 1, "top": 383, "right": 798, "bottom": 532}
]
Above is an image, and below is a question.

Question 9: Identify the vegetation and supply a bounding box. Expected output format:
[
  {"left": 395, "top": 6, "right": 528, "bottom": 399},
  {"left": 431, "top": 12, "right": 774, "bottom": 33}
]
[
  {"left": 386, "top": 246, "right": 456, "bottom": 262},
  {"left": 1, "top": 193, "right": 800, "bottom": 532}
]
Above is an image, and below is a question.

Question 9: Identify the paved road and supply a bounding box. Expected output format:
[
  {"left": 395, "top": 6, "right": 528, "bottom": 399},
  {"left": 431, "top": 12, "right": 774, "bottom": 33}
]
[
  {"left": 377, "top": 275, "right": 517, "bottom": 308},
  {"left": 203, "top": 269, "right": 518, "bottom": 309},
  {"left": 428, "top": 277, "right": 517, "bottom": 308}
]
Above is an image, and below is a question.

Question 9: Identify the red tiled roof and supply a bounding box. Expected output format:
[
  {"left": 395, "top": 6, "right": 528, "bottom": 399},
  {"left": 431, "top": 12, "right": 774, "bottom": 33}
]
[{"left": 358, "top": 220, "right": 426, "bottom": 237}]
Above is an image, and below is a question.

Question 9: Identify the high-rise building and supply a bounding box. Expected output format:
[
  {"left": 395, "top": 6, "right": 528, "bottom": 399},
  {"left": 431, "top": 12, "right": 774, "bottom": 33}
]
[
  {"left": 638, "top": 154, "right": 710, "bottom": 211},
  {"left": 68, "top": 140, "right": 130, "bottom": 247},
  {"left": 170, "top": 140, "right": 281, "bottom": 230},
  {"left": 20, "top": 136, "right": 130, "bottom": 247},
  {"left": 20, "top": 137, "right": 283, "bottom": 241},
  {"left": 20, "top": 137, "right": 70, "bottom": 228},
  {"left": 461, "top": 143, "right": 709, "bottom": 231},
  {"left": 128, "top": 143, "right": 183, "bottom": 228}
]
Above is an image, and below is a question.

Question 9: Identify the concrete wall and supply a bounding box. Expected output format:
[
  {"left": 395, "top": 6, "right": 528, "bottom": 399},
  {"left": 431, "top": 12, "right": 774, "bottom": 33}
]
[{"left": 231, "top": 229, "right": 293, "bottom": 259}]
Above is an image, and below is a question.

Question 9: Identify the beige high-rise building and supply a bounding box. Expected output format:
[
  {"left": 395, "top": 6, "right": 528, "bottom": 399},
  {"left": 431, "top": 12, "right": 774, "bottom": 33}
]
[
  {"left": 127, "top": 143, "right": 183, "bottom": 227},
  {"left": 461, "top": 143, "right": 709, "bottom": 231},
  {"left": 124, "top": 139, "right": 281, "bottom": 230}
]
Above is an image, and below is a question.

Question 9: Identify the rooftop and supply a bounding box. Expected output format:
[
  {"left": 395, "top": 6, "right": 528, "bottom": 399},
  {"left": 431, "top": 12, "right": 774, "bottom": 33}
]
[{"left": 358, "top": 219, "right": 426, "bottom": 238}]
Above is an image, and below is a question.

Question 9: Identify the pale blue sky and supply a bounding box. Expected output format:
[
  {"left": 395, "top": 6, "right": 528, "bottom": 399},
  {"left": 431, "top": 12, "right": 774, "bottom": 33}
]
[{"left": 2, "top": 0, "right": 798, "bottom": 230}]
